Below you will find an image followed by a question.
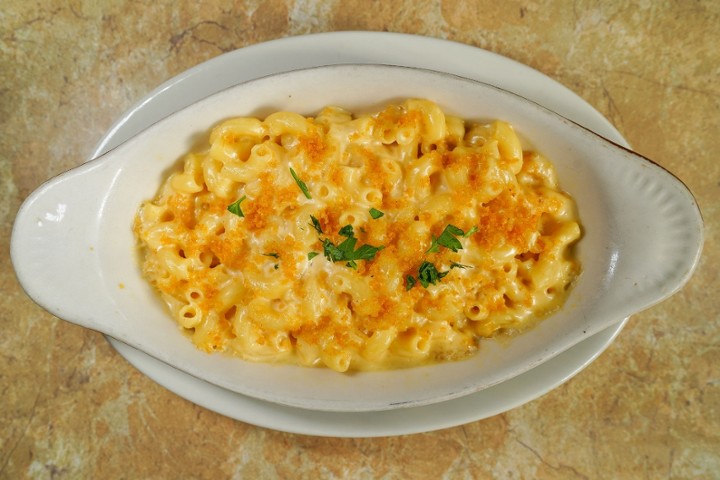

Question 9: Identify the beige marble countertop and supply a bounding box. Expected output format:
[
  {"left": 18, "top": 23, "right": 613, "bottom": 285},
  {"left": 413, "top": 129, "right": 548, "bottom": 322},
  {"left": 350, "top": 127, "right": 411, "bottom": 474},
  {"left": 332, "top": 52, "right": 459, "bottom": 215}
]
[{"left": 2, "top": 1, "right": 718, "bottom": 478}]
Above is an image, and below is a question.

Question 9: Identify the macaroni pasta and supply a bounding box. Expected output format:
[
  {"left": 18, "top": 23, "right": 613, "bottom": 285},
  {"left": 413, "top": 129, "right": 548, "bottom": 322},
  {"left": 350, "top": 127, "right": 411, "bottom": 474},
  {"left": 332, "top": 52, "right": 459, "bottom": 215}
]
[{"left": 133, "top": 99, "right": 581, "bottom": 372}]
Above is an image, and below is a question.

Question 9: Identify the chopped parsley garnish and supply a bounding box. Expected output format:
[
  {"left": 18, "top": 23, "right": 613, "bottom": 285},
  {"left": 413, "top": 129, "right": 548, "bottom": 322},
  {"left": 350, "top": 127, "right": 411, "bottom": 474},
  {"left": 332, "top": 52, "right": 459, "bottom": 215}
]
[
  {"left": 320, "top": 224, "right": 384, "bottom": 269},
  {"left": 417, "top": 260, "right": 449, "bottom": 287},
  {"left": 289, "top": 167, "right": 312, "bottom": 199},
  {"left": 406, "top": 261, "right": 471, "bottom": 290},
  {"left": 338, "top": 224, "right": 354, "bottom": 237},
  {"left": 352, "top": 244, "right": 385, "bottom": 261},
  {"left": 227, "top": 195, "right": 247, "bottom": 218},
  {"left": 450, "top": 262, "right": 472, "bottom": 270},
  {"left": 369, "top": 208, "right": 384, "bottom": 219},
  {"left": 427, "top": 224, "right": 464, "bottom": 253},
  {"left": 426, "top": 224, "right": 478, "bottom": 253},
  {"left": 463, "top": 225, "right": 479, "bottom": 238},
  {"left": 263, "top": 252, "right": 280, "bottom": 259},
  {"left": 274, "top": 264, "right": 279, "bottom": 270},
  {"left": 322, "top": 238, "right": 350, "bottom": 262},
  {"left": 309, "top": 215, "right": 323, "bottom": 234},
  {"left": 307, "top": 251, "right": 319, "bottom": 261}
]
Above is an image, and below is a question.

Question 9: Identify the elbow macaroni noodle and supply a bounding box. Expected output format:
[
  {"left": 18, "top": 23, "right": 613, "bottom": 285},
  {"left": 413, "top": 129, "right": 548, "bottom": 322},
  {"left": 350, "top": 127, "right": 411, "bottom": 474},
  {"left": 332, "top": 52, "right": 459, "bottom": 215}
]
[{"left": 134, "top": 99, "right": 581, "bottom": 372}]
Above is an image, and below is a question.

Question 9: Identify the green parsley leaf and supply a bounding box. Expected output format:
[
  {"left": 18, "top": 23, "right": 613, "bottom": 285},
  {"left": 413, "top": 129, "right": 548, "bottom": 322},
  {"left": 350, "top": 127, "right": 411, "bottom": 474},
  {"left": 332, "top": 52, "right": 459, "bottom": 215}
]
[
  {"left": 227, "top": 195, "right": 247, "bottom": 218},
  {"left": 308, "top": 251, "right": 319, "bottom": 261},
  {"left": 463, "top": 225, "right": 479, "bottom": 237},
  {"left": 369, "top": 208, "right": 384, "bottom": 219},
  {"left": 335, "top": 235, "right": 358, "bottom": 257},
  {"left": 450, "top": 262, "right": 472, "bottom": 269},
  {"left": 437, "top": 225, "right": 464, "bottom": 251},
  {"left": 426, "top": 237, "right": 440, "bottom": 254},
  {"left": 426, "top": 224, "right": 466, "bottom": 253},
  {"left": 320, "top": 227, "right": 384, "bottom": 268},
  {"left": 263, "top": 252, "right": 280, "bottom": 259},
  {"left": 352, "top": 243, "right": 385, "bottom": 260},
  {"left": 338, "top": 224, "right": 354, "bottom": 237},
  {"left": 405, "top": 275, "right": 417, "bottom": 291},
  {"left": 274, "top": 264, "right": 279, "bottom": 270},
  {"left": 322, "top": 238, "right": 347, "bottom": 262},
  {"left": 411, "top": 261, "right": 470, "bottom": 289},
  {"left": 309, "top": 215, "right": 323, "bottom": 234},
  {"left": 417, "top": 261, "right": 449, "bottom": 288},
  {"left": 289, "top": 167, "right": 312, "bottom": 199}
]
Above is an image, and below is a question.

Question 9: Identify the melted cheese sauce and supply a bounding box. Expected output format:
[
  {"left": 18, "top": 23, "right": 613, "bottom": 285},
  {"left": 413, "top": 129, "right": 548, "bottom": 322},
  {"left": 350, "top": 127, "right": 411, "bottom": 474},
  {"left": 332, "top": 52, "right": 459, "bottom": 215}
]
[{"left": 134, "top": 99, "right": 581, "bottom": 372}]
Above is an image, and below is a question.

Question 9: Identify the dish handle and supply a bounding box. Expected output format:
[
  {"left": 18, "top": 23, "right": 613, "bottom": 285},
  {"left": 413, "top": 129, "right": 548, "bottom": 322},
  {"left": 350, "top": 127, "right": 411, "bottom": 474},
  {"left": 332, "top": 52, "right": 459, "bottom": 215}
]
[
  {"left": 11, "top": 158, "right": 123, "bottom": 335},
  {"left": 591, "top": 143, "right": 704, "bottom": 322}
]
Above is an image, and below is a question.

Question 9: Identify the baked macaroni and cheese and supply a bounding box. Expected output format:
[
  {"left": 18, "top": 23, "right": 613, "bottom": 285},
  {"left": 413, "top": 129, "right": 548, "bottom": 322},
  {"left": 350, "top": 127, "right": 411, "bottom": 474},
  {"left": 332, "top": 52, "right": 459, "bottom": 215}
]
[{"left": 133, "top": 99, "right": 581, "bottom": 372}]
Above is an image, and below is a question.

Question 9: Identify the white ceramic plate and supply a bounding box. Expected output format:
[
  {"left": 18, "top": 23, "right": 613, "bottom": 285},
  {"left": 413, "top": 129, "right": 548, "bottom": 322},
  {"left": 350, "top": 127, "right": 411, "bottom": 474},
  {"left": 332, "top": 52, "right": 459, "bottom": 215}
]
[
  {"left": 20, "top": 32, "right": 675, "bottom": 435},
  {"left": 13, "top": 63, "right": 701, "bottom": 411}
]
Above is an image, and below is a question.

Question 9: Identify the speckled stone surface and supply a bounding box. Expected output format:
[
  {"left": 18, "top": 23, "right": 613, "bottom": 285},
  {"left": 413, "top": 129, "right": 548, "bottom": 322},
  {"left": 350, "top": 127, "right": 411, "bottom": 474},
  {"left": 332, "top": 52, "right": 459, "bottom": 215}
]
[{"left": 2, "top": 1, "right": 718, "bottom": 478}]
